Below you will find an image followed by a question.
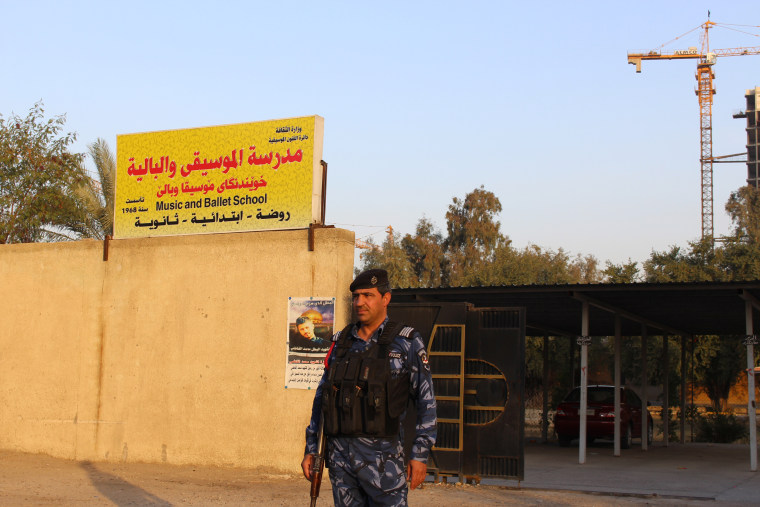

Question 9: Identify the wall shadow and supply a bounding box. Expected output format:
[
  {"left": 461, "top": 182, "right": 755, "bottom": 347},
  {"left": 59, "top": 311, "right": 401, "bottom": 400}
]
[{"left": 79, "top": 461, "right": 172, "bottom": 507}]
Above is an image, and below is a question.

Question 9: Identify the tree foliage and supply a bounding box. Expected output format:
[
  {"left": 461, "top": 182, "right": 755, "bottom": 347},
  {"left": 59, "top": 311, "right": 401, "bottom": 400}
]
[
  {"left": 603, "top": 259, "right": 640, "bottom": 283},
  {"left": 643, "top": 241, "right": 728, "bottom": 282},
  {"left": 401, "top": 217, "right": 448, "bottom": 287},
  {"left": 360, "top": 186, "right": 602, "bottom": 287},
  {"left": 693, "top": 335, "right": 746, "bottom": 412},
  {"left": 0, "top": 102, "right": 86, "bottom": 243},
  {"left": 444, "top": 185, "right": 507, "bottom": 284},
  {"left": 726, "top": 185, "right": 760, "bottom": 243},
  {"left": 66, "top": 138, "right": 116, "bottom": 240},
  {"left": 721, "top": 185, "right": 760, "bottom": 279}
]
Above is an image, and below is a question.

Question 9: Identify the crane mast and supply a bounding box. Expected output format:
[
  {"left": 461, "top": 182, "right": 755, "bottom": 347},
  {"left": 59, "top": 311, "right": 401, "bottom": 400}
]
[
  {"left": 697, "top": 59, "right": 715, "bottom": 240},
  {"left": 627, "top": 20, "right": 760, "bottom": 240}
]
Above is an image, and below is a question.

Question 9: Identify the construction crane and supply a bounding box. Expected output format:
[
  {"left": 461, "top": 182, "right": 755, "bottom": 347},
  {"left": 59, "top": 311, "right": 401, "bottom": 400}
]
[
  {"left": 355, "top": 226, "right": 394, "bottom": 259},
  {"left": 355, "top": 238, "right": 377, "bottom": 260},
  {"left": 628, "top": 19, "right": 760, "bottom": 240}
]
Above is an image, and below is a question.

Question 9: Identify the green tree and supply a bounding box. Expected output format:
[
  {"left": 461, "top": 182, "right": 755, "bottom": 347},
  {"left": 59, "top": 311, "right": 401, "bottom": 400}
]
[
  {"left": 693, "top": 335, "right": 746, "bottom": 412},
  {"left": 568, "top": 253, "right": 602, "bottom": 283},
  {"left": 360, "top": 186, "right": 600, "bottom": 288},
  {"left": 603, "top": 259, "right": 640, "bottom": 283},
  {"left": 487, "top": 244, "right": 600, "bottom": 285},
  {"left": 643, "top": 239, "right": 729, "bottom": 282},
  {"left": 400, "top": 217, "right": 449, "bottom": 287},
  {"left": 725, "top": 185, "right": 760, "bottom": 243},
  {"left": 65, "top": 138, "right": 116, "bottom": 239},
  {"left": 444, "top": 185, "right": 509, "bottom": 285},
  {"left": 358, "top": 229, "right": 416, "bottom": 288},
  {"left": 721, "top": 186, "right": 760, "bottom": 279},
  {"left": 644, "top": 245, "right": 690, "bottom": 282},
  {"left": 0, "top": 102, "right": 86, "bottom": 243}
]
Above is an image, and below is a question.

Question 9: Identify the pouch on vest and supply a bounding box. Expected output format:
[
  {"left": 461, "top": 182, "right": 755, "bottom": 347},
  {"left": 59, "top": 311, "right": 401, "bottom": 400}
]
[
  {"left": 387, "top": 371, "right": 411, "bottom": 419},
  {"left": 361, "top": 357, "right": 388, "bottom": 435},
  {"left": 338, "top": 356, "right": 364, "bottom": 434},
  {"left": 364, "top": 382, "right": 386, "bottom": 434},
  {"left": 339, "top": 382, "right": 363, "bottom": 434},
  {"left": 333, "top": 358, "right": 349, "bottom": 384},
  {"left": 322, "top": 385, "right": 340, "bottom": 435}
]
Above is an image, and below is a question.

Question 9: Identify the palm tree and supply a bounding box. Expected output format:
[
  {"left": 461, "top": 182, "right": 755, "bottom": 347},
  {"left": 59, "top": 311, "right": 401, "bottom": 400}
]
[{"left": 65, "top": 138, "right": 115, "bottom": 239}]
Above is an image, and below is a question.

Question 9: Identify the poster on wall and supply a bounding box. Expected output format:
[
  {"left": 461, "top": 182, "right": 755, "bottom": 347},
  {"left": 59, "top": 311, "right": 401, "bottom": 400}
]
[
  {"left": 285, "top": 297, "right": 335, "bottom": 389},
  {"left": 114, "top": 115, "right": 324, "bottom": 239}
]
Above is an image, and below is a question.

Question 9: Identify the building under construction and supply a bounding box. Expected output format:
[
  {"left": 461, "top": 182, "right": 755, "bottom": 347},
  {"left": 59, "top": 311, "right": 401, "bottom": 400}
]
[{"left": 739, "top": 87, "right": 760, "bottom": 187}]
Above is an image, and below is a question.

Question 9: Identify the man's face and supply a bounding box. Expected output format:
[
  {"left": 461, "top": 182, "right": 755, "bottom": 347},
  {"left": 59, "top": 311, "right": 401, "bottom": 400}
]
[
  {"left": 297, "top": 321, "right": 315, "bottom": 339},
  {"left": 352, "top": 287, "right": 390, "bottom": 326}
]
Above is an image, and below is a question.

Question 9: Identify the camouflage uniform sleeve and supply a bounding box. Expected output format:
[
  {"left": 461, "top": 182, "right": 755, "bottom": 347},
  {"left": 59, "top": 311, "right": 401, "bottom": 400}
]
[
  {"left": 303, "top": 332, "right": 339, "bottom": 455},
  {"left": 303, "top": 366, "right": 328, "bottom": 456},
  {"left": 408, "top": 331, "right": 437, "bottom": 463}
]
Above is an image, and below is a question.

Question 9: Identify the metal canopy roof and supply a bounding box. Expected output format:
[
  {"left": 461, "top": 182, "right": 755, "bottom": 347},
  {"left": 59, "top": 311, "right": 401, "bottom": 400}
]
[{"left": 391, "top": 281, "right": 760, "bottom": 337}]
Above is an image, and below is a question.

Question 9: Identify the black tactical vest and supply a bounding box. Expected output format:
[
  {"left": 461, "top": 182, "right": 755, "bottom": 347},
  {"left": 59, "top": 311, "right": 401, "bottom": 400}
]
[{"left": 322, "top": 321, "right": 411, "bottom": 438}]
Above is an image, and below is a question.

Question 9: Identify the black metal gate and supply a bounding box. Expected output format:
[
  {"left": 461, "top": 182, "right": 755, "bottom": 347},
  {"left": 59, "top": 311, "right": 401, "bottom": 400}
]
[{"left": 390, "top": 302, "right": 525, "bottom": 481}]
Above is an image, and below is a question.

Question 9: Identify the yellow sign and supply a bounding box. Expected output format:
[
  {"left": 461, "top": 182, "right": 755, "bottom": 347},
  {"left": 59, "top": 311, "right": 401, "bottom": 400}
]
[{"left": 114, "top": 116, "right": 324, "bottom": 238}]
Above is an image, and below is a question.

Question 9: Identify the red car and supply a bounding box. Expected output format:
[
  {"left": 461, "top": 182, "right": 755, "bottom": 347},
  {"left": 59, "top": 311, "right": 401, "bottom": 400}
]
[{"left": 554, "top": 385, "right": 653, "bottom": 448}]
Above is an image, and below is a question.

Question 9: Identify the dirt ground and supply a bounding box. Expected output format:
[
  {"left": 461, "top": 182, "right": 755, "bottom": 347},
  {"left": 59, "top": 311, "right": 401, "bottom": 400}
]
[{"left": 0, "top": 450, "right": 723, "bottom": 507}]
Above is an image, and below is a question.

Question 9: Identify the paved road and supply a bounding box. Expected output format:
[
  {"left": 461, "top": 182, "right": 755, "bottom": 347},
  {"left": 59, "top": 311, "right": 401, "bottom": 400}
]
[
  {"left": 0, "top": 442, "right": 757, "bottom": 505},
  {"left": 495, "top": 441, "right": 759, "bottom": 504}
]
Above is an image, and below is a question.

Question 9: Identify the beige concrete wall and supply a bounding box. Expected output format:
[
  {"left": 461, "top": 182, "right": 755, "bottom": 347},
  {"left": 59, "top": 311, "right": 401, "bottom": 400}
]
[{"left": 0, "top": 227, "right": 354, "bottom": 471}]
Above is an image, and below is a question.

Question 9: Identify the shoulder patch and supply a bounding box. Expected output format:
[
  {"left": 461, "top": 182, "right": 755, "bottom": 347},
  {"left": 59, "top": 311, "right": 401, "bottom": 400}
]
[
  {"left": 399, "top": 326, "right": 415, "bottom": 338},
  {"left": 418, "top": 348, "right": 430, "bottom": 371},
  {"left": 331, "top": 332, "right": 341, "bottom": 342}
]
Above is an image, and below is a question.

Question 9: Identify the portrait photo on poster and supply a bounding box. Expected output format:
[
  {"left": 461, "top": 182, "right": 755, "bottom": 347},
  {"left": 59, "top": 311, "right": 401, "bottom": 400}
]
[{"left": 285, "top": 297, "right": 335, "bottom": 389}]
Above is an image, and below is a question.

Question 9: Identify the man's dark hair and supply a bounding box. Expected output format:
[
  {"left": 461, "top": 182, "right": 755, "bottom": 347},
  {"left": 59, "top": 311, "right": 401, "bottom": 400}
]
[{"left": 296, "top": 316, "right": 312, "bottom": 326}]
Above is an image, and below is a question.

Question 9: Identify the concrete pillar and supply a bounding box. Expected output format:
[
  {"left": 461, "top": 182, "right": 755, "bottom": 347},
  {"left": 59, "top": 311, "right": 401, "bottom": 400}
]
[
  {"left": 614, "top": 315, "right": 622, "bottom": 457},
  {"left": 641, "top": 325, "right": 648, "bottom": 451},
  {"left": 579, "top": 301, "right": 589, "bottom": 465},
  {"left": 542, "top": 335, "right": 550, "bottom": 443},
  {"left": 691, "top": 334, "right": 696, "bottom": 442},
  {"left": 663, "top": 335, "right": 669, "bottom": 447},
  {"left": 745, "top": 300, "right": 757, "bottom": 472},
  {"left": 680, "top": 335, "right": 687, "bottom": 444}
]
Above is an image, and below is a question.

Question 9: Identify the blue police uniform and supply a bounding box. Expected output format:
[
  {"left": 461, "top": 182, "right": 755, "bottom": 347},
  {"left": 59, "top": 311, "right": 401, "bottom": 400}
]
[{"left": 305, "top": 317, "right": 437, "bottom": 506}]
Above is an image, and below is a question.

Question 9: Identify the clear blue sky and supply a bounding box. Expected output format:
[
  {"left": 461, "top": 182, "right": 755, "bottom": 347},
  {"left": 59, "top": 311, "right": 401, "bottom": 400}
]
[{"left": 2, "top": 1, "right": 759, "bottom": 269}]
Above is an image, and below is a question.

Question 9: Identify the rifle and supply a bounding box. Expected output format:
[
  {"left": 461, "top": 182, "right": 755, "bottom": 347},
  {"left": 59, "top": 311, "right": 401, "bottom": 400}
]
[{"left": 309, "top": 417, "right": 328, "bottom": 507}]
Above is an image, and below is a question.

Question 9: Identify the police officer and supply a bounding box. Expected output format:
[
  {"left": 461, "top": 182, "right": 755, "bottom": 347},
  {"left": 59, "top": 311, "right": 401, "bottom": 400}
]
[{"left": 301, "top": 269, "right": 437, "bottom": 506}]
